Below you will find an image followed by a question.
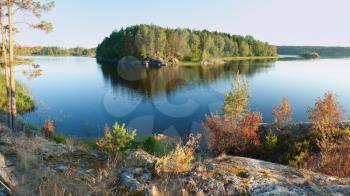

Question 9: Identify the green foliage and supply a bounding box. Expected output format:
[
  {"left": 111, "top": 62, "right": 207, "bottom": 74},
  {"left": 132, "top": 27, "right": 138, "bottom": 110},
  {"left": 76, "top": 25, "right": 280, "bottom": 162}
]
[
  {"left": 242, "top": 131, "right": 312, "bottom": 166},
  {"left": 277, "top": 46, "right": 350, "bottom": 58},
  {"left": 96, "top": 123, "right": 136, "bottom": 159},
  {"left": 344, "top": 127, "right": 350, "bottom": 136},
  {"left": 264, "top": 130, "right": 278, "bottom": 150},
  {"left": 134, "top": 136, "right": 174, "bottom": 157},
  {"left": 53, "top": 133, "right": 66, "bottom": 144},
  {"left": 288, "top": 140, "right": 310, "bottom": 167},
  {"left": 300, "top": 52, "right": 320, "bottom": 59},
  {"left": 224, "top": 73, "right": 250, "bottom": 116},
  {"left": 14, "top": 46, "right": 96, "bottom": 57},
  {"left": 96, "top": 24, "right": 277, "bottom": 62},
  {"left": 0, "top": 73, "right": 35, "bottom": 113}
]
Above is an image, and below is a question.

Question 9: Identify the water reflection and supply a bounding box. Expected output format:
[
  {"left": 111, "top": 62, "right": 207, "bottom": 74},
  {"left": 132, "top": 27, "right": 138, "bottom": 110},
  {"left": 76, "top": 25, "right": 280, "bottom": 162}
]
[
  {"left": 16, "top": 56, "right": 288, "bottom": 138},
  {"left": 99, "top": 59, "right": 276, "bottom": 98}
]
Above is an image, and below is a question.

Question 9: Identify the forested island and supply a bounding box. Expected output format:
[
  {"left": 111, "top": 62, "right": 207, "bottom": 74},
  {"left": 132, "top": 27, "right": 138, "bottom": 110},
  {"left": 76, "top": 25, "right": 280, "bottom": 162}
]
[
  {"left": 14, "top": 46, "right": 96, "bottom": 57},
  {"left": 96, "top": 24, "right": 278, "bottom": 65},
  {"left": 277, "top": 46, "right": 350, "bottom": 58},
  {"left": 300, "top": 52, "right": 320, "bottom": 59}
]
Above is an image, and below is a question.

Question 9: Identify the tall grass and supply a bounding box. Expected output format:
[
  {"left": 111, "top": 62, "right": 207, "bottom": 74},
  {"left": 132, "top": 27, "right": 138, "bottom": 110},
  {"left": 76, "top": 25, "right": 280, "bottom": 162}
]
[{"left": 0, "top": 73, "right": 35, "bottom": 113}]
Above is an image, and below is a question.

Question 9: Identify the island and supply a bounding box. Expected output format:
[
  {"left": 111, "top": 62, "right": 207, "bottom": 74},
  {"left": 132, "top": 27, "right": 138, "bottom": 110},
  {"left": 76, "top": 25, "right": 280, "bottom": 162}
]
[
  {"left": 278, "top": 46, "right": 350, "bottom": 58},
  {"left": 300, "top": 52, "right": 320, "bottom": 59},
  {"left": 96, "top": 24, "right": 278, "bottom": 66}
]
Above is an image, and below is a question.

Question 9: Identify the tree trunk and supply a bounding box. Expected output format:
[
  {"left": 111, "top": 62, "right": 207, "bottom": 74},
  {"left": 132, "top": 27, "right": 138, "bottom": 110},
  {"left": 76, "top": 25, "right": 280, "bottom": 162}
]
[
  {"left": 0, "top": 0, "right": 11, "bottom": 129},
  {"left": 7, "top": 0, "right": 16, "bottom": 131}
]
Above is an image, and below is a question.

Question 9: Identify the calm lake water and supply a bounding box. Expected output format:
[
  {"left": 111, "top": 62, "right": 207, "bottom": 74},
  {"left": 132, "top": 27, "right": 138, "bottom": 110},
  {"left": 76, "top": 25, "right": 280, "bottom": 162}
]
[{"left": 15, "top": 56, "right": 350, "bottom": 138}]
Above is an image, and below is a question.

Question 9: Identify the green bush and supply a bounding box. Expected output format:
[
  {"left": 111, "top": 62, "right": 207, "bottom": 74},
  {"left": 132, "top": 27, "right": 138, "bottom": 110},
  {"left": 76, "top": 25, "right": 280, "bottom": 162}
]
[
  {"left": 53, "top": 133, "right": 66, "bottom": 144},
  {"left": 263, "top": 130, "right": 278, "bottom": 150},
  {"left": 132, "top": 135, "right": 176, "bottom": 157},
  {"left": 96, "top": 123, "right": 136, "bottom": 164},
  {"left": 223, "top": 73, "right": 250, "bottom": 117}
]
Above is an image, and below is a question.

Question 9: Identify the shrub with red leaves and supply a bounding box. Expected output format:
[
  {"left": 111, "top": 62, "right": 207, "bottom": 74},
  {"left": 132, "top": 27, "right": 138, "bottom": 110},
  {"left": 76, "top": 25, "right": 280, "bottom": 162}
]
[
  {"left": 43, "top": 119, "right": 55, "bottom": 139},
  {"left": 304, "top": 137, "right": 350, "bottom": 177},
  {"left": 272, "top": 97, "right": 292, "bottom": 129},
  {"left": 307, "top": 91, "right": 343, "bottom": 152},
  {"left": 204, "top": 111, "right": 262, "bottom": 156}
]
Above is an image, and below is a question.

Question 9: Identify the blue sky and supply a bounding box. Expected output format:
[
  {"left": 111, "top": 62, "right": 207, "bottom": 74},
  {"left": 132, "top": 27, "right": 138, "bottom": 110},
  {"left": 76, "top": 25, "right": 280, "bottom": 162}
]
[{"left": 15, "top": 0, "right": 350, "bottom": 48}]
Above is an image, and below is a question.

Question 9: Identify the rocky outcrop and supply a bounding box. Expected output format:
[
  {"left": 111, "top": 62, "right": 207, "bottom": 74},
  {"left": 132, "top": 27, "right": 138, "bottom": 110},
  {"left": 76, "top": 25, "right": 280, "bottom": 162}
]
[
  {"left": 114, "top": 153, "right": 350, "bottom": 195},
  {"left": 1, "top": 120, "right": 350, "bottom": 195},
  {"left": 117, "top": 56, "right": 178, "bottom": 68},
  {"left": 118, "top": 56, "right": 143, "bottom": 66},
  {"left": 0, "top": 122, "right": 105, "bottom": 195}
]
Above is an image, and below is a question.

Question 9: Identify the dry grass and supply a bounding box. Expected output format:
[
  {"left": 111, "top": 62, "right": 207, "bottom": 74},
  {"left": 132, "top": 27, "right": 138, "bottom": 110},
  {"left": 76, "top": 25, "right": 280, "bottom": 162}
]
[
  {"left": 0, "top": 130, "right": 107, "bottom": 195},
  {"left": 304, "top": 137, "right": 350, "bottom": 177},
  {"left": 155, "top": 134, "right": 201, "bottom": 174},
  {"left": 155, "top": 144, "right": 194, "bottom": 174}
]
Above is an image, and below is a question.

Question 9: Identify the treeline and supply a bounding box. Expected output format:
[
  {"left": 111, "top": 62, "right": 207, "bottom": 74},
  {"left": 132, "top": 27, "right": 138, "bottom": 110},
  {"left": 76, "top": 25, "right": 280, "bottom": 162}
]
[
  {"left": 277, "top": 46, "right": 350, "bottom": 58},
  {"left": 14, "top": 46, "right": 96, "bottom": 57},
  {"left": 96, "top": 24, "right": 277, "bottom": 62}
]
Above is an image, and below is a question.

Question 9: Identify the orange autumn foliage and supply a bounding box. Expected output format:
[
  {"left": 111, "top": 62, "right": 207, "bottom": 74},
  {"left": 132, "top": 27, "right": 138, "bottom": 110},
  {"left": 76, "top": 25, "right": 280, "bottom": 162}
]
[
  {"left": 241, "top": 111, "right": 262, "bottom": 146},
  {"left": 204, "top": 111, "right": 262, "bottom": 155},
  {"left": 43, "top": 119, "right": 55, "bottom": 139},
  {"left": 272, "top": 98, "right": 292, "bottom": 129},
  {"left": 307, "top": 92, "right": 343, "bottom": 152},
  {"left": 308, "top": 92, "right": 342, "bottom": 131}
]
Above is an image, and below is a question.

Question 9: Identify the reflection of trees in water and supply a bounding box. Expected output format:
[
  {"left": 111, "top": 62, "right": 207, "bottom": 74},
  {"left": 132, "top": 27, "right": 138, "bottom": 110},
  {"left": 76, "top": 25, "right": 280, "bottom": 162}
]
[{"left": 99, "top": 59, "right": 276, "bottom": 98}]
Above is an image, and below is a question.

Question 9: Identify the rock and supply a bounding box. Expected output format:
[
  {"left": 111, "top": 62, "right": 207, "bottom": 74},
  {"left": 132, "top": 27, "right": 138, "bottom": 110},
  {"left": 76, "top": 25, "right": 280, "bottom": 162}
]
[
  {"left": 119, "top": 169, "right": 145, "bottom": 192},
  {"left": 54, "top": 164, "right": 68, "bottom": 172},
  {"left": 200, "top": 177, "right": 226, "bottom": 195},
  {"left": 134, "top": 168, "right": 143, "bottom": 175},
  {"left": 0, "top": 153, "right": 12, "bottom": 196},
  {"left": 148, "top": 59, "right": 167, "bottom": 67},
  {"left": 136, "top": 154, "right": 350, "bottom": 195},
  {"left": 118, "top": 56, "right": 143, "bottom": 66},
  {"left": 123, "top": 150, "right": 158, "bottom": 169},
  {"left": 139, "top": 173, "right": 152, "bottom": 182},
  {"left": 0, "top": 153, "right": 15, "bottom": 188}
]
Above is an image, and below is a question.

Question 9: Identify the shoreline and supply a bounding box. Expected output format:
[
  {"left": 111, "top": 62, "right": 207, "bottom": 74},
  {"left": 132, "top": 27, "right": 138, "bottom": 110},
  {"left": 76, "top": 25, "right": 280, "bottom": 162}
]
[
  {"left": 96, "top": 55, "right": 280, "bottom": 67},
  {"left": 180, "top": 56, "right": 280, "bottom": 66}
]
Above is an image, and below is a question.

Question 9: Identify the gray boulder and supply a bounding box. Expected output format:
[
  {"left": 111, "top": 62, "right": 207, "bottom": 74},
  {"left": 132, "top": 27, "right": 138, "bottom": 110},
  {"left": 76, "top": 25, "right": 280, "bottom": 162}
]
[{"left": 118, "top": 56, "right": 143, "bottom": 66}]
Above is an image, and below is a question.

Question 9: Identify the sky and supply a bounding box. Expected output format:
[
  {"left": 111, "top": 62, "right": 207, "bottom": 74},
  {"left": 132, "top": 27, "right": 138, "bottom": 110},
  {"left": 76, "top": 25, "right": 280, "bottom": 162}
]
[{"left": 14, "top": 0, "right": 350, "bottom": 48}]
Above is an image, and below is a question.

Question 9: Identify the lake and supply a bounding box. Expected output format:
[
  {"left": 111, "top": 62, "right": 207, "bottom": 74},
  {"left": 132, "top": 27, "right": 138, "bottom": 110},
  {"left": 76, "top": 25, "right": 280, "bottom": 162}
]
[{"left": 15, "top": 56, "right": 350, "bottom": 139}]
